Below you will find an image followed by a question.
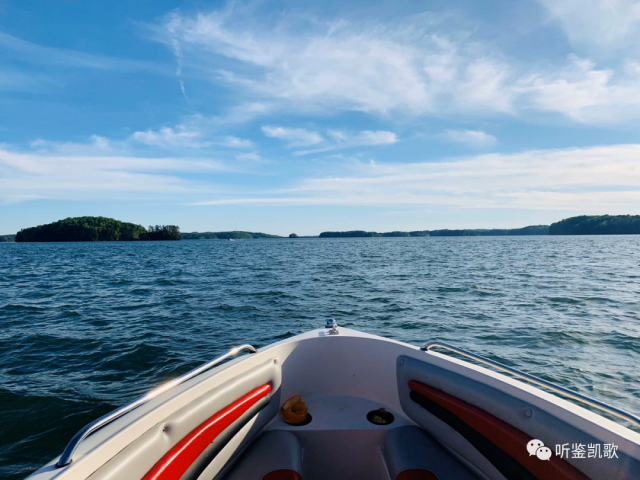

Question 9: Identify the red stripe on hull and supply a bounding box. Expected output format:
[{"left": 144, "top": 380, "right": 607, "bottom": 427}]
[
  {"left": 408, "top": 381, "right": 587, "bottom": 480},
  {"left": 143, "top": 384, "right": 272, "bottom": 480}
]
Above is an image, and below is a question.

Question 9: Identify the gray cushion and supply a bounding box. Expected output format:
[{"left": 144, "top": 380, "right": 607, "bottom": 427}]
[
  {"left": 384, "top": 426, "right": 475, "bottom": 479},
  {"left": 223, "top": 430, "right": 302, "bottom": 480},
  {"left": 396, "top": 355, "right": 640, "bottom": 479}
]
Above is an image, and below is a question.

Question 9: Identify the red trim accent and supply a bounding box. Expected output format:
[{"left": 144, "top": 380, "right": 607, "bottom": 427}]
[
  {"left": 262, "top": 470, "right": 303, "bottom": 480},
  {"left": 143, "top": 384, "right": 272, "bottom": 480},
  {"left": 408, "top": 381, "right": 587, "bottom": 480}
]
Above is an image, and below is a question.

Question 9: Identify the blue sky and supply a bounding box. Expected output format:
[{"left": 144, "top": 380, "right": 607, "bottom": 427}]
[{"left": 1, "top": 0, "right": 640, "bottom": 235}]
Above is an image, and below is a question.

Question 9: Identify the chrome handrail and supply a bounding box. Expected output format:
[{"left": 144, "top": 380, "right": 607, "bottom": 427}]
[
  {"left": 56, "top": 344, "right": 257, "bottom": 468},
  {"left": 422, "top": 342, "right": 640, "bottom": 428}
]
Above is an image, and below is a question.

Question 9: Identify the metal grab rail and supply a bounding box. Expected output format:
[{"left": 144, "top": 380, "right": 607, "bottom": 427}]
[
  {"left": 56, "top": 344, "right": 257, "bottom": 468},
  {"left": 422, "top": 342, "right": 640, "bottom": 428}
]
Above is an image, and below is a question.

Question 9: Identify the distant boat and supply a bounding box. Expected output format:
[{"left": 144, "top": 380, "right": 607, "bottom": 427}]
[
  {"left": 228, "top": 238, "right": 234, "bottom": 241},
  {"left": 32, "top": 321, "right": 640, "bottom": 479}
]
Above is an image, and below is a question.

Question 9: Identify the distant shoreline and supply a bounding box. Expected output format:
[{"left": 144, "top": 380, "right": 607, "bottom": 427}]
[{"left": 5, "top": 214, "right": 640, "bottom": 242}]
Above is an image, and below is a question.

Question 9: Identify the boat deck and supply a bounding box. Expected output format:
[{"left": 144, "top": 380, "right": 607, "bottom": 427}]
[{"left": 225, "top": 394, "right": 476, "bottom": 480}]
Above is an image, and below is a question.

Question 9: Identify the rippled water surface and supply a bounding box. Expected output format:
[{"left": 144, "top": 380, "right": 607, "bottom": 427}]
[{"left": 1, "top": 237, "right": 640, "bottom": 478}]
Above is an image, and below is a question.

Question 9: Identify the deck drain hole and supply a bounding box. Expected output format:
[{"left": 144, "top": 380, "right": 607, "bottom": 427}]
[{"left": 367, "top": 408, "right": 394, "bottom": 425}]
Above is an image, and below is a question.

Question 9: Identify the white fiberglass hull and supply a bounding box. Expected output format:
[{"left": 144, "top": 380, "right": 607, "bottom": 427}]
[{"left": 29, "top": 327, "right": 640, "bottom": 480}]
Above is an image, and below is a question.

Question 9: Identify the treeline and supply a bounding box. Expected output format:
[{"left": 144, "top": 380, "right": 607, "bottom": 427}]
[
  {"left": 145, "top": 225, "right": 182, "bottom": 240},
  {"left": 319, "top": 231, "right": 381, "bottom": 238},
  {"left": 319, "top": 225, "right": 549, "bottom": 238},
  {"left": 10, "top": 215, "right": 640, "bottom": 243},
  {"left": 182, "top": 231, "right": 280, "bottom": 240},
  {"left": 15, "top": 217, "right": 182, "bottom": 242},
  {"left": 429, "top": 225, "right": 549, "bottom": 236},
  {"left": 549, "top": 215, "right": 640, "bottom": 235},
  {"left": 320, "top": 216, "right": 640, "bottom": 237}
]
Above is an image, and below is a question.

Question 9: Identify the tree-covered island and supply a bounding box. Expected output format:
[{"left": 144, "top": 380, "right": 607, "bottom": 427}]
[
  {"left": 15, "top": 217, "right": 182, "bottom": 242},
  {"left": 549, "top": 215, "right": 640, "bottom": 235}
]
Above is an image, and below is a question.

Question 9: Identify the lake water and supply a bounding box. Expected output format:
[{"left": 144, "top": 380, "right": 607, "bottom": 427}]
[{"left": 1, "top": 237, "right": 639, "bottom": 478}]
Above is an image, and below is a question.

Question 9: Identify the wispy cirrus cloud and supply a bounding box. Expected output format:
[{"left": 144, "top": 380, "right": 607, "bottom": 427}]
[
  {"left": 130, "top": 124, "right": 252, "bottom": 150},
  {"left": 261, "top": 126, "right": 323, "bottom": 147},
  {"left": 153, "top": 6, "right": 640, "bottom": 125},
  {"left": 516, "top": 56, "right": 640, "bottom": 122},
  {"left": 154, "top": 9, "right": 513, "bottom": 117},
  {"left": 0, "top": 150, "right": 227, "bottom": 204},
  {"left": 0, "top": 137, "right": 248, "bottom": 203},
  {"left": 440, "top": 129, "right": 497, "bottom": 147},
  {"left": 28, "top": 135, "right": 121, "bottom": 156},
  {"left": 192, "top": 144, "right": 640, "bottom": 212},
  {"left": 0, "top": 67, "right": 48, "bottom": 92},
  {"left": 261, "top": 126, "right": 397, "bottom": 154},
  {"left": 537, "top": 0, "right": 640, "bottom": 53},
  {"left": 0, "top": 30, "right": 167, "bottom": 95},
  {"left": 5, "top": 134, "right": 640, "bottom": 217},
  {"left": 220, "top": 136, "right": 253, "bottom": 148},
  {"left": 132, "top": 125, "right": 206, "bottom": 148},
  {"left": 0, "top": 31, "right": 163, "bottom": 72},
  {"left": 162, "top": 12, "right": 189, "bottom": 99},
  {"left": 328, "top": 130, "right": 397, "bottom": 146},
  {"left": 296, "top": 130, "right": 398, "bottom": 155}
]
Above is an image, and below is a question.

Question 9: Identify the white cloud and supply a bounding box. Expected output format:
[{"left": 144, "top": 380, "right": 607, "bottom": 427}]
[
  {"left": 154, "top": 7, "right": 640, "bottom": 125},
  {"left": 132, "top": 125, "right": 207, "bottom": 148},
  {"left": 260, "top": 126, "right": 397, "bottom": 154},
  {"left": 516, "top": 56, "right": 640, "bottom": 122},
  {"left": 0, "top": 141, "right": 242, "bottom": 203},
  {"left": 261, "top": 126, "right": 323, "bottom": 147},
  {"left": 297, "top": 130, "right": 398, "bottom": 155},
  {"left": 440, "top": 129, "right": 497, "bottom": 147},
  {"left": 347, "top": 130, "right": 398, "bottom": 146},
  {"left": 235, "top": 152, "right": 266, "bottom": 162},
  {"left": 192, "top": 144, "right": 640, "bottom": 213},
  {"left": 219, "top": 136, "right": 253, "bottom": 148},
  {"left": 215, "top": 102, "right": 273, "bottom": 124},
  {"left": 538, "top": 0, "right": 640, "bottom": 53},
  {"left": 29, "top": 135, "right": 120, "bottom": 156},
  {"left": 163, "top": 12, "right": 189, "bottom": 100},
  {"left": 131, "top": 120, "right": 253, "bottom": 149},
  {"left": 156, "top": 10, "right": 513, "bottom": 117}
]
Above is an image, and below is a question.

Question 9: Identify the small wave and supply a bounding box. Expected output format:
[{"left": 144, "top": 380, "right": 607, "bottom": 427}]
[
  {"left": 582, "top": 296, "right": 619, "bottom": 304},
  {"left": 0, "top": 303, "right": 45, "bottom": 311},
  {"left": 214, "top": 304, "right": 260, "bottom": 312},
  {"left": 399, "top": 322, "right": 423, "bottom": 330},
  {"left": 437, "top": 287, "right": 466, "bottom": 293},
  {"left": 261, "top": 331, "right": 296, "bottom": 342},
  {"left": 129, "top": 288, "right": 151, "bottom": 295},
  {"left": 154, "top": 278, "right": 182, "bottom": 286},
  {"left": 546, "top": 296, "right": 581, "bottom": 304},
  {"left": 112, "top": 303, "right": 158, "bottom": 311}
]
